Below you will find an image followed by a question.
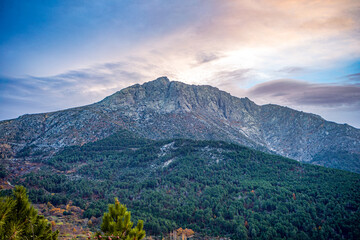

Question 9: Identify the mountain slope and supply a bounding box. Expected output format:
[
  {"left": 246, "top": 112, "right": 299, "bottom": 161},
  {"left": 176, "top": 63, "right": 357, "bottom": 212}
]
[
  {"left": 20, "top": 130, "right": 360, "bottom": 239},
  {"left": 1, "top": 77, "right": 359, "bottom": 172}
]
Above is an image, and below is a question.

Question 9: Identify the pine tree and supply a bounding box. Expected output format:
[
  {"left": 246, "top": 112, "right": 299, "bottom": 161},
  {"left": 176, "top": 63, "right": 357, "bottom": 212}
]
[
  {"left": 99, "top": 198, "right": 145, "bottom": 240},
  {"left": 0, "top": 185, "right": 59, "bottom": 239}
]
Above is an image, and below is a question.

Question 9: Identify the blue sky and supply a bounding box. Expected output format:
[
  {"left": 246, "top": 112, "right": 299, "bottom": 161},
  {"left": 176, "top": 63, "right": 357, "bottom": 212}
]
[{"left": 1, "top": 0, "right": 360, "bottom": 127}]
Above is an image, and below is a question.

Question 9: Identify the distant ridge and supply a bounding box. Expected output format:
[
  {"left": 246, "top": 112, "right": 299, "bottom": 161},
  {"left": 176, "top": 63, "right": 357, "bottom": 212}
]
[{"left": 1, "top": 76, "right": 359, "bottom": 172}]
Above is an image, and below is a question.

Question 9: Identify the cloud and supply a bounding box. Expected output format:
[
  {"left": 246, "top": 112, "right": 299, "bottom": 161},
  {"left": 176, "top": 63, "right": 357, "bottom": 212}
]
[
  {"left": 247, "top": 79, "right": 360, "bottom": 108},
  {"left": 278, "top": 67, "right": 307, "bottom": 74},
  {"left": 3, "top": 0, "right": 359, "bottom": 80},
  {"left": 209, "top": 68, "right": 252, "bottom": 91},
  {"left": 117, "top": 0, "right": 360, "bottom": 89},
  {"left": 195, "top": 52, "right": 224, "bottom": 65},
  {"left": 343, "top": 73, "right": 360, "bottom": 83},
  {"left": 0, "top": 61, "right": 155, "bottom": 120}
]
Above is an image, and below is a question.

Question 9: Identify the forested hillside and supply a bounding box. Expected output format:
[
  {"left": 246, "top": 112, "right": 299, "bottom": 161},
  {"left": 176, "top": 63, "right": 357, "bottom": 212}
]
[{"left": 16, "top": 130, "right": 360, "bottom": 239}]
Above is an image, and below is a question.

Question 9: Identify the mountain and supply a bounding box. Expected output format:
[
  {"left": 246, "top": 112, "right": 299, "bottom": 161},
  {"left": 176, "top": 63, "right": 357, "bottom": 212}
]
[
  {"left": 1, "top": 77, "right": 359, "bottom": 172},
  {"left": 20, "top": 130, "right": 360, "bottom": 239}
]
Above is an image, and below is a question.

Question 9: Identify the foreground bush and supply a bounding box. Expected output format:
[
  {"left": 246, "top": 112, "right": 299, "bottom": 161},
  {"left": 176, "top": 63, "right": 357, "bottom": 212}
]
[
  {"left": 96, "top": 198, "right": 145, "bottom": 240},
  {"left": 0, "top": 185, "right": 58, "bottom": 239}
]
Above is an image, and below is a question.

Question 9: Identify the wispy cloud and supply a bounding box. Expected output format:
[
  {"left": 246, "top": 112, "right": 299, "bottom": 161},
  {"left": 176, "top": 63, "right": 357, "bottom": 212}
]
[
  {"left": 343, "top": 73, "right": 360, "bottom": 83},
  {"left": 247, "top": 79, "right": 360, "bottom": 107},
  {"left": 2, "top": 0, "right": 359, "bottom": 80},
  {"left": 0, "top": 61, "right": 152, "bottom": 119},
  {"left": 278, "top": 67, "right": 307, "bottom": 74},
  {"left": 196, "top": 52, "right": 224, "bottom": 65}
]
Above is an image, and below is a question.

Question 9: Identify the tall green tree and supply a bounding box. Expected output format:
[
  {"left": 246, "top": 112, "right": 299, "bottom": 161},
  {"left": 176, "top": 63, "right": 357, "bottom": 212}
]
[
  {"left": 0, "top": 185, "right": 58, "bottom": 240},
  {"left": 99, "top": 198, "right": 145, "bottom": 240}
]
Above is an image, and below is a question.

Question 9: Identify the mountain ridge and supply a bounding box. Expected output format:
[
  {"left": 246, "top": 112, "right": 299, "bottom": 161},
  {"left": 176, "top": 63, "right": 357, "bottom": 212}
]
[{"left": 1, "top": 76, "right": 359, "bottom": 172}]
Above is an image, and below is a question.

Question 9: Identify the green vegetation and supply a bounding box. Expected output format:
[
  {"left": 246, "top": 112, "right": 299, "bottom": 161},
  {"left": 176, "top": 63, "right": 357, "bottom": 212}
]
[
  {"left": 311, "top": 150, "right": 360, "bottom": 173},
  {"left": 19, "top": 130, "right": 360, "bottom": 239},
  {"left": 98, "top": 198, "right": 145, "bottom": 240},
  {"left": 0, "top": 163, "right": 7, "bottom": 178},
  {"left": 0, "top": 186, "right": 59, "bottom": 239}
]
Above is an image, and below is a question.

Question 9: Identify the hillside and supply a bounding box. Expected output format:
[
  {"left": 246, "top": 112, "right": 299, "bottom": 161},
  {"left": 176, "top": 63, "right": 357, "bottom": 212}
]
[
  {"left": 1, "top": 77, "right": 359, "bottom": 173},
  {"left": 16, "top": 129, "right": 360, "bottom": 239}
]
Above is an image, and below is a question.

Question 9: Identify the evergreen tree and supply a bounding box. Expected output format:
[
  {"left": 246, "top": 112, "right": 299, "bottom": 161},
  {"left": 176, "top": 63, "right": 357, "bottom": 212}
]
[
  {"left": 0, "top": 185, "right": 58, "bottom": 240},
  {"left": 99, "top": 198, "right": 145, "bottom": 240}
]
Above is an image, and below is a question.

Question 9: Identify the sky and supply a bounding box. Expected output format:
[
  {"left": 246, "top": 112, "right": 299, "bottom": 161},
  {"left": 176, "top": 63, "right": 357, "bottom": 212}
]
[{"left": 1, "top": 0, "right": 360, "bottom": 128}]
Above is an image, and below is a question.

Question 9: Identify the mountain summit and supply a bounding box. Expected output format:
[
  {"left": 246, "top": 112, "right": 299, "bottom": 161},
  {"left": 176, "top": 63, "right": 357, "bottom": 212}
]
[{"left": 1, "top": 77, "right": 359, "bottom": 172}]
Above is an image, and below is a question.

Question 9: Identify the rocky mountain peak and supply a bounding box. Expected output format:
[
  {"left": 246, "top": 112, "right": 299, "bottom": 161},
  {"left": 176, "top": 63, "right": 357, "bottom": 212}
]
[
  {"left": 102, "top": 77, "right": 257, "bottom": 116},
  {"left": 144, "top": 76, "right": 170, "bottom": 87}
]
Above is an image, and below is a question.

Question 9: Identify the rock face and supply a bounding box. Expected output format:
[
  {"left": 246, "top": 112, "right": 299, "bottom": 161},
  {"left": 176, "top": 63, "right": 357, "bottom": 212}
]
[{"left": 1, "top": 77, "right": 359, "bottom": 172}]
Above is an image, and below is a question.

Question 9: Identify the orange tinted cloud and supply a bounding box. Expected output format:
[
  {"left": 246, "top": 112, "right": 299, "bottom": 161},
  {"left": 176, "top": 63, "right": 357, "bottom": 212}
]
[{"left": 120, "top": 0, "right": 360, "bottom": 87}]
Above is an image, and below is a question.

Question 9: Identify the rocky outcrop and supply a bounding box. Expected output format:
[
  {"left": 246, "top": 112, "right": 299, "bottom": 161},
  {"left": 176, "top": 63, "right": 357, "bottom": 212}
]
[{"left": 1, "top": 77, "right": 359, "bottom": 172}]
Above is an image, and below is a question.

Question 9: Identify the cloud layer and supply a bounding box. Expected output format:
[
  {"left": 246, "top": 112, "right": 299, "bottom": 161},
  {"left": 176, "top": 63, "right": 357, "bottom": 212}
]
[{"left": 248, "top": 80, "right": 360, "bottom": 106}]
